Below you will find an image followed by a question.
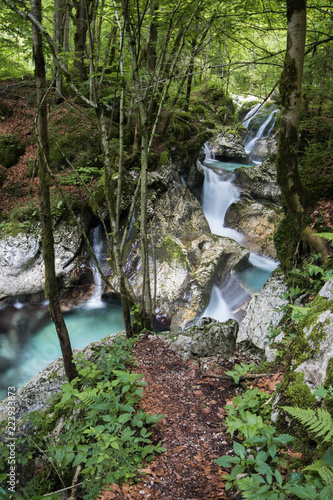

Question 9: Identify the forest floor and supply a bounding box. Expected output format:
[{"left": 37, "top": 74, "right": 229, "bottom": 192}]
[{"left": 99, "top": 334, "right": 283, "bottom": 500}]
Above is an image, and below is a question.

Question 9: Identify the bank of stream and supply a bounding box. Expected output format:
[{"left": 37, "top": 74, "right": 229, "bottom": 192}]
[{"left": 0, "top": 102, "right": 280, "bottom": 400}]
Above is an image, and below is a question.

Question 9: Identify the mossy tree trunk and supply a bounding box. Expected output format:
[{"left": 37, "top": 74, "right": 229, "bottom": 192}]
[
  {"left": 276, "top": 0, "right": 329, "bottom": 265},
  {"left": 31, "top": 0, "right": 78, "bottom": 381}
]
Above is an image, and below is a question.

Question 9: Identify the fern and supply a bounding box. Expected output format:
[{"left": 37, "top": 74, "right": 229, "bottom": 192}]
[
  {"left": 282, "top": 406, "right": 333, "bottom": 444},
  {"left": 303, "top": 460, "right": 333, "bottom": 494},
  {"left": 317, "top": 232, "right": 333, "bottom": 242}
]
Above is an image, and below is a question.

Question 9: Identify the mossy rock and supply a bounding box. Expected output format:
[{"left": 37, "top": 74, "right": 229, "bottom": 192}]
[
  {"left": 48, "top": 105, "right": 102, "bottom": 175},
  {"left": 0, "top": 165, "right": 7, "bottom": 185},
  {"left": 0, "top": 135, "right": 25, "bottom": 168}
]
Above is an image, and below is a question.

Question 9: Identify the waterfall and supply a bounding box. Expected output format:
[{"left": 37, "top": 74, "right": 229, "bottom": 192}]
[
  {"left": 245, "top": 108, "right": 279, "bottom": 155},
  {"left": 242, "top": 102, "right": 262, "bottom": 129},
  {"left": 84, "top": 226, "right": 105, "bottom": 309},
  {"left": 200, "top": 142, "right": 278, "bottom": 322},
  {"left": 201, "top": 285, "right": 232, "bottom": 322},
  {"left": 201, "top": 164, "right": 243, "bottom": 243}
]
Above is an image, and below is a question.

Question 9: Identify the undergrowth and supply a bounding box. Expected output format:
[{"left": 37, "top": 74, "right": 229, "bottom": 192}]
[{"left": 0, "top": 335, "right": 165, "bottom": 500}]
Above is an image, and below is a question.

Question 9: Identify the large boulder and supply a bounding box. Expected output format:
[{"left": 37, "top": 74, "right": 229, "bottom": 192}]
[
  {"left": 167, "top": 317, "right": 238, "bottom": 361},
  {"left": 250, "top": 136, "right": 278, "bottom": 164},
  {"left": 106, "top": 184, "right": 250, "bottom": 329},
  {"left": 236, "top": 271, "right": 289, "bottom": 360},
  {"left": 0, "top": 221, "right": 83, "bottom": 298},
  {"left": 0, "top": 135, "right": 25, "bottom": 169},
  {"left": 295, "top": 309, "right": 333, "bottom": 391},
  {"left": 225, "top": 196, "right": 283, "bottom": 258},
  {"left": 207, "top": 130, "right": 249, "bottom": 163},
  {"left": 233, "top": 156, "right": 281, "bottom": 203}
]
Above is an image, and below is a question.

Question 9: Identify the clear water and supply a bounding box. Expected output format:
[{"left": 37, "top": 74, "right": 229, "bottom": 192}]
[
  {"left": 200, "top": 145, "right": 279, "bottom": 320},
  {"left": 0, "top": 301, "right": 124, "bottom": 401}
]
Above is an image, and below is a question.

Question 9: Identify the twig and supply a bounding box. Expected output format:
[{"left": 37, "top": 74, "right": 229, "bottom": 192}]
[
  {"left": 69, "top": 465, "right": 82, "bottom": 500},
  {"left": 202, "top": 373, "right": 267, "bottom": 381},
  {"left": 43, "top": 481, "right": 84, "bottom": 497}
]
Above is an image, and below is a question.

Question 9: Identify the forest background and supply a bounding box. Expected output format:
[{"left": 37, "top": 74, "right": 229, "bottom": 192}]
[{"left": 0, "top": 0, "right": 333, "bottom": 499}]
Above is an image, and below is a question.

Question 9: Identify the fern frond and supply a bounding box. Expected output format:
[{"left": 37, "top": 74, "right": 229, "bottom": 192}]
[
  {"left": 282, "top": 406, "right": 333, "bottom": 445},
  {"left": 318, "top": 465, "right": 333, "bottom": 493},
  {"left": 303, "top": 460, "right": 333, "bottom": 493}
]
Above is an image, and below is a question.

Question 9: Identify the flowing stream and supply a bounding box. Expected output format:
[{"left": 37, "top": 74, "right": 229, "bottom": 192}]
[
  {"left": 200, "top": 143, "right": 277, "bottom": 322},
  {"left": 0, "top": 103, "right": 279, "bottom": 400}
]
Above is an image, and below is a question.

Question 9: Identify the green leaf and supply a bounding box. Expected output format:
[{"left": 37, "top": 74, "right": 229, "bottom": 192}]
[
  {"left": 111, "top": 441, "right": 120, "bottom": 450},
  {"left": 323, "top": 447, "right": 333, "bottom": 466},
  {"left": 118, "top": 413, "right": 132, "bottom": 424},
  {"left": 268, "top": 442, "right": 277, "bottom": 459},
  {"left": 275, "top": 468, "right": 283, "bottom": 487},
  {"left": 73, "top": 452, "right": 87, "bottom": 467},
  {"left": 233, "top": 441, "right": 246, "bottom": 459},
  {"left": 215, "top": 455, "right": 240, "bottom": 467}
]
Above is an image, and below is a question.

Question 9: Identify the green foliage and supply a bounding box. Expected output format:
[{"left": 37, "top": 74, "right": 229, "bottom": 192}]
[
  {"left": 282, "top": 407, "right": 333, "bottom": 445},
  {"left": 215, "top": 384, "right": 333, "bottom": 499},
  {"left": 0, "top": 336, "right": 165, "bottom": 499},
  {"left": 225, "top": 362, "right": 255, "bottom": 384},
  {"left": 0, "top": 135, "right": 25, "bottom": 169}
]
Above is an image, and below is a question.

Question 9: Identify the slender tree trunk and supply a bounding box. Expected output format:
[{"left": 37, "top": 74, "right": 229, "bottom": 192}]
[
  {"left": 53, "top": 0, "right": 65, "bottom": 101},
  {"left": 276, "top": 0, "right": 329, "bottom": 263},
  {"left": 31, "top": 0, "right": 78, "bottom": 381},
  {"left": 72, "top": 0, "right": 92, "bottom": 80}
]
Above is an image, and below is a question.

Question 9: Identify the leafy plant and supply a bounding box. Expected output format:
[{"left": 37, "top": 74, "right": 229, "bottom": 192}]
[
  {"left": 225, "top": 362, "right": 255, "bottom": 384},
  {"left": 0, "top": 336, "right": 165, "bottom": 500}
]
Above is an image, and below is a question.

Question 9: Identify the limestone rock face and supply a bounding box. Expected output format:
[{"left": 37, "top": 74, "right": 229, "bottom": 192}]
[
  {"left": 236, "top": 271, "right": 289, "bottom": 360},
  {"left": 234, "top": 156, "right": 281, "bottom": 203},
  {"left": 106, "top": 184, "right": 250, "bottom": 329},
  {"left": 208, "top": 130, "right": 249, "bottom": 163},
  {"left": 250, "top": 136, "right": 278, "bottom": 164},
  {"left": 295, "top": 309, "right": 333, "bottom": 391},
  {"left": 168, "top": 317, "right": 238, "bottom": 361},
  {"left": 0, "top": 221, "right": 82, "bottom": 298},
  {"left": 225, "top": 196, "right": 282, "bottom": 258}
]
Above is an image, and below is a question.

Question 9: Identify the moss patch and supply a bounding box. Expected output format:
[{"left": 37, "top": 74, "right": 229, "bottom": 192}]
[{"left": 0, "top": 134, "right": 25, "bottom": 168}]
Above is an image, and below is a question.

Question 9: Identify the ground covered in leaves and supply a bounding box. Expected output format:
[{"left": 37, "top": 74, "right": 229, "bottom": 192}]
[{"left": 99, "top": 335, "right": 282, "bottom": 500}]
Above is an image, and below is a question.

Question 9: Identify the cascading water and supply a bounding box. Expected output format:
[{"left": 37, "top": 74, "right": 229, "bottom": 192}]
[
  {"left": 200, "top": 143, "right": 278, "bottom": 321},
  {"left": 245, "top": 108, "right": 279, "bottom": 155},
  {"left": 84, "top": 225, "right": 105, "bottom": 309}
]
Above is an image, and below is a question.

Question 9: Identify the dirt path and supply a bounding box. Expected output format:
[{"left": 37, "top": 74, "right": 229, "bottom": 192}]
[{"left": 100, "top": 335, "right": 236, "bottom": 500}]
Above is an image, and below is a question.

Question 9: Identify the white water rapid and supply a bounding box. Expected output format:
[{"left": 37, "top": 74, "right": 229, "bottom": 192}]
[
  {"left": 200, "top": 143, "right": 278, "bottom": 322},
  {"left": 245, "top": 108, "right": 279, "bottom": 156},
  {"left": 84, "top": 225, "right": 105, "bottom": 309}
]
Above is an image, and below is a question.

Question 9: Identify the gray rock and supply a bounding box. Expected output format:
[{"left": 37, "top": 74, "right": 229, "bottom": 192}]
[
  {"left": 250, "top": 136, "right": 278, "bottom": 163},
  {"left": 0, "top": 221, "right": 83, "bottom": 299},
  {"left": 168, "top": 317, "right": 238, "bottom": 361},
  {"left": 225, "top": 197, "right": 282, "bottom": 258},
  {"left": 234, "top": 156, "right": 281, "bottom": 203},
  {"left": 295, "top": 309, "right": 333, "bottom": 391},
  {"left": 319, "top": 279, "right": 333, "bottom": 300},
  {"left": 208, "top": 130, "right": 249, "bottom": 163},
  {"left": 237, "top": 271, "right": 289, "bottom": 360}
]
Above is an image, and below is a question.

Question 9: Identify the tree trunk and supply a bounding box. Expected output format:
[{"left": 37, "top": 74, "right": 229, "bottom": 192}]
[
  {"left": 72, "top": 0, "right": 91, "bottom": 80},
  {"left": 276, "top": 0, "right": 329, "bottom": 264},
  {"left": 31, "top": 0, "right": 78, "bottom": 381},
  {"left": 53, "top": 0, "right": 65, "bottom": 101}
]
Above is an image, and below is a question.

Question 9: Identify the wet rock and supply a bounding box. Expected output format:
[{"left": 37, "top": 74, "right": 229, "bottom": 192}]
[
  {"left": 208, "top": 129, "right": 249, "bottom": 163},
  {"left": 167, "top": 317, "right": 238, "bottom": 361},
  {"left": 233, "top": 156, "right": 281, "bottom": 203},
  {"left": 0, "top": 221, "right": 83, "bottom": 298},
  {"left": 236, "top": 271, "right": 289, "bottom": 360},
  {"left": 225, "top": 196, "right": 283, "bottom": 258}
]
